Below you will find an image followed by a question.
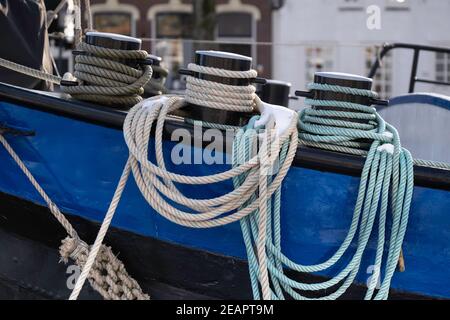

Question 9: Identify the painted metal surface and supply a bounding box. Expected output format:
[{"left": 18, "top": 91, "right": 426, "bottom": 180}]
[
  {"left": 379, "top": 93, "right": 450, "bottom": 163},
  {"left": 0, "top": 100, "right": 449, "bottom": 298}
]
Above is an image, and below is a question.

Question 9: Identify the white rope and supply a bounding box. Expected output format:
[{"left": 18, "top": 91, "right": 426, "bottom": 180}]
[
  {"left": 0, "top": 133, "right": 149, "bottom": 300},
  {"left": 0, "top": 57, "right": 62, "bottom": 85},
  {"left": 68, "top": 86, "right": 298, "bottom": 299},
  {"left": 64, "top": 56, "right": 298, "bottom": 299},
  {"left": 126, "top": 97, "right": 298, "bottom": 227},
  {"left": 73, "top": 0, "right": 82, "bottom": 47},
  {"left": 69, "top": 157, "right": 132, "bottom": 300},
  {"left": 185, "top": 63, "right": 258, "bottom": 113},
  {"left": 0, "top": 134, "right": 77, "bottom": 238},
  {"left": 127, "top": 97, "right": 297, "bottom": 299}
]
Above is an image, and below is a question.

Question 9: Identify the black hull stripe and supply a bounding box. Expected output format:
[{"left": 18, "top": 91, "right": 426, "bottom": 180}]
[{"left": 0, "top": 192, "right": 438, "bottom": 300}]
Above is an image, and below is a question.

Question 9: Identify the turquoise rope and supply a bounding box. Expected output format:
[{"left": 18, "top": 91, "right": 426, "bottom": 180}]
[
  {"left": 183, "top": 81, "right": 442, "bottom": 299},
  {"left": 231, "top": 82, "right": 415, "bottom": 300}
]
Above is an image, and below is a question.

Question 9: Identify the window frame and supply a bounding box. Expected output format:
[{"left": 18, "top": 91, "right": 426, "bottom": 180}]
[
  {"left": 304, "top": 46, "right": 336, "bottom": 85},
  {"left": 92, "top": 11, "right": 135, "bottom": 37},
  {"left": 215, "top": 11, "right": 258, "bottom": 64},
  {"left": 435, "top": 52, "right": 450, "bottom": 83}
]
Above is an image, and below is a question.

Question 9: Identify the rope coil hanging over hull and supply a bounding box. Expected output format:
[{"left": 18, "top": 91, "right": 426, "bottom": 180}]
[
  {"left": 67, "top": 52, "right": 300, "bottom": 300},
  {"left": 0, "top": 34, "right": 438, "bottom": 299},
  {"left": 291, "top": 76, "right": 414, "bottom": 300},
  {"left": 41, "top": 55, "right": 416, "bottom": 300}
]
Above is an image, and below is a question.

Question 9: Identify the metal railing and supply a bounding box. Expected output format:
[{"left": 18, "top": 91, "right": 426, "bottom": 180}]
[{"left": 368, "top": 43, "right": 450, "bottom": 93}]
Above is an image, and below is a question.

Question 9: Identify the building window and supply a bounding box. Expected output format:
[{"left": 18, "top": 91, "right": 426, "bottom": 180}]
[
  {"left": 93, "top": 12, "right": 133, "bottom": 36},
  {"left": 305, "top": 47, "right": 334, "bottom": 84},
  {"left": 366, "top": 47, "right": 393, "bottom": 99},
  {"left": 156, "top": 12, "right": 193, "bottom": 38},
  {"left": 216, "top": 12, "right": 254, "bottom": 61},
  {"left": 153, "top": 12, "right": 194, "bottom": 91},
  {"left": 436, "top": 52, "right": 450, "bottom": 83},
  {"left": 217, "top": 13, "right": 252, "bottom": 38},
  {"left": 153, "top": 11, "right": 257, "bottom": 91}
]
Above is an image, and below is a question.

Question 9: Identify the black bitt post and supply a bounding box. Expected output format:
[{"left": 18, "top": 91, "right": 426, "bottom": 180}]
[
  {"left": 177, "top": 51, "right": 261, "bottom": 127},
  {"left": 69, "top": 32, "right": 154, "bottom": 85},
  {"left": 257, "top": 80, "right": 292, "bottom": 108},
  {"left": 297, "top": 72, "right": 375, "bottom": 123},
  {"left": 296, "top": 72, "right": 385, "bottom": 150}
]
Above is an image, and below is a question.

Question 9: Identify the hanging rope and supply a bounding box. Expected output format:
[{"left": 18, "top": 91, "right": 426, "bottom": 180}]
[
  {"left": 73, "top": 0, "right": 83, "bottom": 47},
  {"left": 46, "top": 0, "right": 69, "bottom": 27},
  {"left": 68, "top": 94, "right": 298, "bottom": 300},
  {"left": 67, "top": 61, "right": 298, "bottom": 300},
  {"left": 254, "top": 82, "right": 414, "bottom": 300},
  {"left": 84, "top": 0, "right": 93, "bottom": 32},
  {"left": 0, "top": 133, "right": 149, "bottom": 300}
]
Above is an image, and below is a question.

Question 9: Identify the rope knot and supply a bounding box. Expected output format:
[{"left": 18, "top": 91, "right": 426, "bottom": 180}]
[
  {"left": 59, "top": 237, "right": 89, "bottom": 263},
  {"left": 59, "top": 236, "right": 149, "bottom": 300}
]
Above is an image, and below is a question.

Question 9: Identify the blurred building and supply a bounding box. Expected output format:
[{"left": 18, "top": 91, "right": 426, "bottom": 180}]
[
  {"left": 88, "top": 0, "right": 274, "bottom": 90},
  {"left": 47, "top": 0, "right": 450, "bottom": 98},
  {"left": 273, "top": 0, "right": 450, "bottom": 99}
]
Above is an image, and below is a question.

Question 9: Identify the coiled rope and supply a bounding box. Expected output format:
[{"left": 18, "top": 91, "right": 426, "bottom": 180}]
[
  {"left": 256, "top": 82, "right": 414, "bottom": 300},
  {"left": 68, "top": 64, "right": 299, "bottom": 301},
  {"left": 299, "top": 84, "right": 450, "bottom": 171},
  {"left": 0, "top": 42, "right": 152, "bottom": 108},
  {"left": 185, "top": 63, "right": 258, "bottom": 113},
  {"left": 182, "top": 62, "right": 258, "bottom": 130},
  {"left": 61, "top": 42, "right": 152, "bottom": 107}
]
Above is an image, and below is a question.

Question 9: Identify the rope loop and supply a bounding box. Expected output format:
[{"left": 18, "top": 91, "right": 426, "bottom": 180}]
[{"left": 307, "top": 83, "right": 379, "bottom": 98}]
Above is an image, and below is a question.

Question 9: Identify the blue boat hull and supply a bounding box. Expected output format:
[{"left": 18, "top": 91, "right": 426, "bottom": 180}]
[{"left": 0, "top": 88, "right": 449, "bottom": 299}]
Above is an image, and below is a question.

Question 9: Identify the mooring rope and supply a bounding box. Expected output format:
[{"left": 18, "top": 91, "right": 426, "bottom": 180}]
[
  {"left": 0, "top": 57, "right": 62, "bottom": 85},
  {"left": 185, "top": 63, "right": 258, "bottom": 113},
  {"left": 257, "top": 82, "right": 414, "bottom": 300},
  {"left": 0, "top": 42, "right": 152, "bottom": 108},
  {"left": 299, "top": 84, "right": 450, "bottom": 171},
  {"left": 61, "top": 42, "right": 152, "bottom": 107},
  {"left": 67, "top": 62, "right": 299, "bottom": 300},
  {"left": 0, "top": 134, "right": 149, "bottom": 300},
  {"left": 68, "top": 94, "right": 298, "bottom": 300}
]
